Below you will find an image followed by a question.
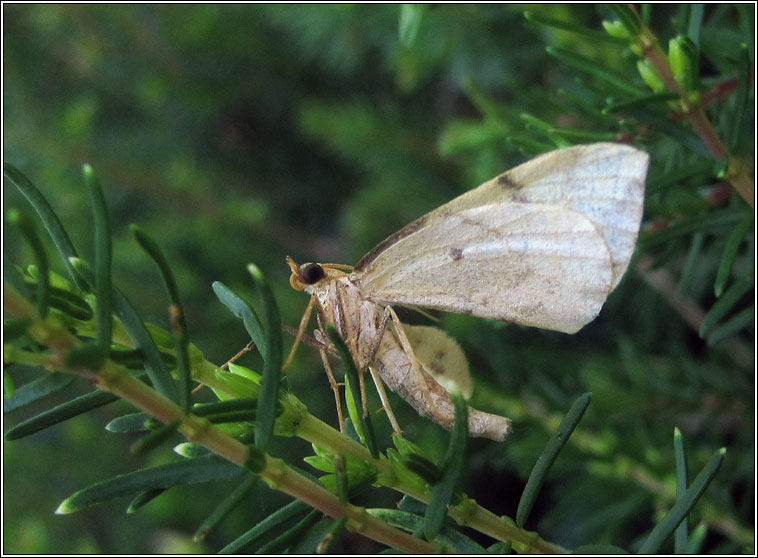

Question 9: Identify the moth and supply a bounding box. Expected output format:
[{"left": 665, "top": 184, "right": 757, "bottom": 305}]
[{"left": 286, "top": 142, "right": 649, "bottom": 441}]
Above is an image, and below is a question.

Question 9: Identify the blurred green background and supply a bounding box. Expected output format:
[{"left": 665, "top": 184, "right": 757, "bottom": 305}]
[{"left": 3, "top": 4, "right": 753, "bottom": 554}]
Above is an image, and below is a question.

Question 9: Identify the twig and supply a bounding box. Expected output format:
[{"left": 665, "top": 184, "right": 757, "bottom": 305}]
[{"left": 635, "top": 256, "right": 753, "bottom": 369}]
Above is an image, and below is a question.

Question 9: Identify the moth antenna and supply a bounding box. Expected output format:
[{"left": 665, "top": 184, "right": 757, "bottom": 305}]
[{"left": 321, "top": 263, "right": 354, "bottom": 271}]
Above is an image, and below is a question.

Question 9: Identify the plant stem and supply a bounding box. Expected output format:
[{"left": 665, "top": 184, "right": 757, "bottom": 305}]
[
  {"left": 294, "top": 398, "right": 565, "bottom": 552},
  {"left": 262, "top": 455, "right": 434, "bottom": 553},
  {"left": 4, "top": 282, "right": 436, "bottom": 554},
  {"left": 457, "top": 501, "right": 567, "bottom": 554},
  {"left": 635, "top": 256, "right": 753, "bottom": 370},
  {"left": 6, "top": 281, "right": 570, "bottom": 552},
  {"left": 635, "top": 17, "right": 754, "bottom": 208}
]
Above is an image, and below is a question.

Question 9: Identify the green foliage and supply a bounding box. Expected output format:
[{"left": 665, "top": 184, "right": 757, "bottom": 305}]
[
  {"left": 83, "top": 164, "right": 114, "bottom": 356},
  {"left": 132, "top": 224, "right": 191, "bottom": 410},
  {"left": 247, "top": 264, "right": 283, "bottom": 453},
  {"left": 517, "top": 393, "right": 592, "bottom": 528},
  {"left": 326, "top": 324, "right": 379, "bottom": 458},
  {"left": 4, "top": 4, "right": 753, "bottom": 554},
  {"left": 55, "top": 454, "right": 243, "bottom": 515},
  {"left": 7, "top": 209, "right": 50, "bottom": 317},
  {"left": 424, "top": 391, "right": 468, "bottom": 542},
  {"left": 5, "top": 389, "right": 119, "bottom": 441},
  {"left": 638, "top": 448, "right": 726, "bottom": 554}
]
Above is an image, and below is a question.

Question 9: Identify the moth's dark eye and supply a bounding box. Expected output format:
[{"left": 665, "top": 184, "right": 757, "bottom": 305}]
[{"left": 302, "top": 263, "right": 325, "bottom": 284}]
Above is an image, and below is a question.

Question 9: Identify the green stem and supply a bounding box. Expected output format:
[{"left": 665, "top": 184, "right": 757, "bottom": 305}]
[
  {"left": 7, "top": 281, "right": 577, "bottom": 552},
  {"left": 4, "top": 282, "right": 435, "bottom": 554},
  {"left": 262, "top": 455, "right": 434, "bottom": 553},
  {"left": 459, "top": 502, "right": 567, "bottom": 554},
  {"left": 293, "top": 398, "right": 564, "bottom": 552},
  {"left": 5, "top": 281, "right": 571, "bottom": 552}
]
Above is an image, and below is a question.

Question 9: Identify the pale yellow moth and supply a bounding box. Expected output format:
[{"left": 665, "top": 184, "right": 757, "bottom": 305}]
[{"left": 286, "top": 142, "right": 649, "bottom": 441}]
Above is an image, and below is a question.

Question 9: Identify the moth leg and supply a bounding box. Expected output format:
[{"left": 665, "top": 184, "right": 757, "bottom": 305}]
[
  {"left": 384, "top": 306, "right": 454, "bottom": 426},
  {"left": 364, "top": 305, "right": 392, "bottom": 365},
  {"left": 282, "top": 294, "right": 316, "bottom": 371},
  {"left": 313, "top": 325, "right": 349, "bottom": 433},
  {"left": 318, "top": 344, "right": 346, "bottom": 433},
  {"left": 362, "top": 305, "right": 404, "bottom": 435},
  {"left": 387, "top": 309, "right": 512, "bottom": 441},
  {"left": 367, "top": 364, "right": 403, "bottom": 435},
  {"left": 386, "top": 306, "right": 414, "bottom": 359}
]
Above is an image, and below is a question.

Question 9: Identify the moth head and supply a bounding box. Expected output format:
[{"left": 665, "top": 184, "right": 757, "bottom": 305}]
[{"left": 286, "top": 256, "right": 349, "bottom": 291}]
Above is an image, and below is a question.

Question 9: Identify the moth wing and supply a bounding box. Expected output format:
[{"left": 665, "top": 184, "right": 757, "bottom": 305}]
[
  {"left": 355, "top": 202, "right": 613, "bottom": 334},
  {"left": 403, "top": 324, "right": 473, "bottom": 398},
  {"left": 356, "top": 143, "right": 647, "bottom": 291},
  {"left": 490, "top": 143, "right": 647, "bottom": 288},
  {"left": 453, "top": 143, "right": 647, "bottom": 289}
]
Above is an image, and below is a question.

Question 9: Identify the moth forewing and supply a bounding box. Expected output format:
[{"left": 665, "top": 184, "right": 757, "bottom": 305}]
[
  {"left": 354, "top": 202, "right": 614, "bottom": 334},
  {"left": 492, "top": 142, "right": 648, "bottom": 288},
  {"left": 354, "top": 142, "right": 648, "bottom": 333}
]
